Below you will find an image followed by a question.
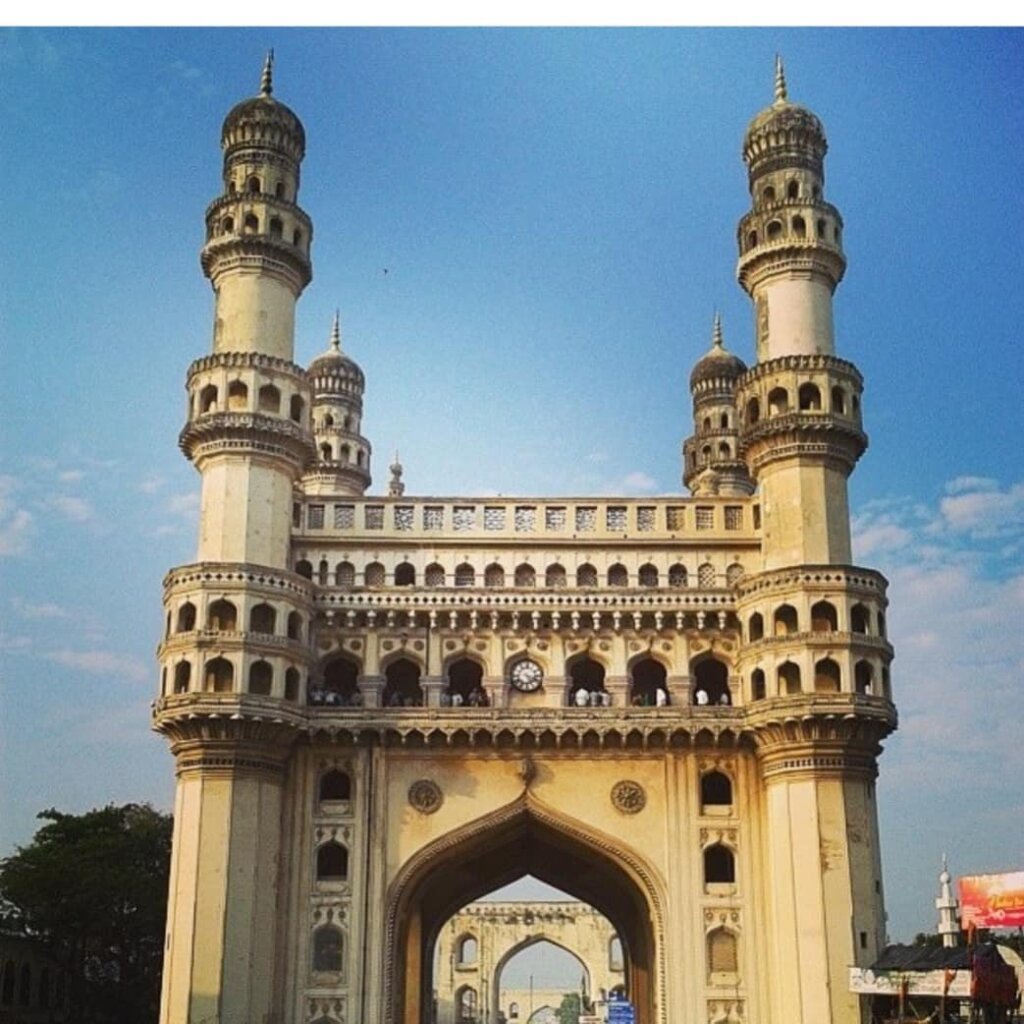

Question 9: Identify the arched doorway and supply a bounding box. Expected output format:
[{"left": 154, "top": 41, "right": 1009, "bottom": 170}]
[
  {"left": 385, "top": 799, "right": 662, "bottom": 1024},
  {"left": 494, "top": 936, "right": 592, "bottom": 1024}
]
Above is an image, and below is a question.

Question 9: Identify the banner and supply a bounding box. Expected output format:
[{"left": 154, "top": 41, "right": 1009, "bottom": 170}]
[
  {"left": 960, "top": 872, "right": 1024, "bottom": 928},
  {"left": 849, "top": 967, "right": 972, "bottom": 998}
]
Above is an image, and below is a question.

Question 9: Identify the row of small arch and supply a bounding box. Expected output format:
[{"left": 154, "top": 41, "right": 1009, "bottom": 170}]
[
  {"left": 212, "top": 211, "right": 304, "bottom": 248},
  {"left": 194, "top": 379, "right": 306, "bottom": 421},
  {"left": 745, "top": 214, "right": 840, "bottom": 251},
  {"left": 760, "top": 179, "right": 820, "bottom": 204},
  {"left": 168, "top": 599, "right": 304, "bottom": 639},
  {"left": 318, "top": 653, "right": 734, "bottom": 708},
  {"left": 747, "top": 600, "right": 885, "bottom": 640},
  {"left": 163, "top": 657, "right": 303, "bottom": 699},
  {"left": 318, "top": 440, "right": 367, "bottom": 467},
  {"left": 297, "top": 559, "right": 744, "bottom": 590},
  {"left": 749, "top": 657, "right": 890, "bottom": 699},
  {"left": 226, "top": 175, "right": 291, "bottom": 201},
  {"left": 745, "top": 381, "right": 859, "bottom": 424}
]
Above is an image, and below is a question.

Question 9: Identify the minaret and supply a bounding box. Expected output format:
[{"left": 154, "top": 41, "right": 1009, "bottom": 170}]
[
  {"left": 735, "top": 56, "right": 867, "bottom": 569},
  {"left": 304, "top": 310, "right": 373, "bottom": 496},
  {"left": 388, "top": 450, "right": 406, "bottom": 496},
  {"left": 736, "top": 62, "right": 895, "bottom": 1024},
  {"left": 937, "top": 855, "right": 961, "bottom": 947},
  {"left": 155, "top": 56, "right": 313, "bottom": 1024},
  {"left": 683, "top": 312, "right": 754, "bottom": 497}
]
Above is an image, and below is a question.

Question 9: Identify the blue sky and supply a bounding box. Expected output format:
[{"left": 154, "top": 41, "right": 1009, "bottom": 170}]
[{"left": 1, "top": 28, "right": 1022, "bottom": 943}]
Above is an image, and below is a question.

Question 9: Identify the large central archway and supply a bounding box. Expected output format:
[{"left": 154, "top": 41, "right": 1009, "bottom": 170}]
[{"left": 384, "top": 796, "right": 664, "bottom": 1024}]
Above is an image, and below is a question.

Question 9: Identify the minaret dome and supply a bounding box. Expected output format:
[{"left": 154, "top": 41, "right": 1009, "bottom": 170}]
[{"left": 306, "top": 311, "right": 373, "bottom": 497}]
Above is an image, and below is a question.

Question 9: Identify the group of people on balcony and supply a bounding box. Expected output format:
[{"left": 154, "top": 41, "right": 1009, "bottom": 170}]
[
  {"left": 694, "top": 688, "right": 731, "bottom": 706},
  {"left": 306, "top": 654, "right": 733, "bottom": 710},
  {"left": 308, "top": 684, "right": 364, "bottom": 707},
  {"left": 440, "top": 687, "right": 491, "bottom": 707}
]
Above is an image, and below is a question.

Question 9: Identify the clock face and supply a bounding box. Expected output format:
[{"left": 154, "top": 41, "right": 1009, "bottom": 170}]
[{"left": 510, "top": 659, "right": 543, "bottom": 692}]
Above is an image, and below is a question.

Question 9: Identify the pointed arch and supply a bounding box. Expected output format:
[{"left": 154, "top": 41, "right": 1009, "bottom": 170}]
[{"left": 382, "top": 794, "right": 667, "bottom": 1024}]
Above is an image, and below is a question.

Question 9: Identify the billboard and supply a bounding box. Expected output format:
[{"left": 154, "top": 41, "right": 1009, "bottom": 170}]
[{"left": 960, "top": 872, "right": 1024, "bottom": 928}]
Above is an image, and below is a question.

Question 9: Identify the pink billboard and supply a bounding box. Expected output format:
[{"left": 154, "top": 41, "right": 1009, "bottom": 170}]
[{"left": 959, "top": 872, "right": 1024, "bottom": 928}]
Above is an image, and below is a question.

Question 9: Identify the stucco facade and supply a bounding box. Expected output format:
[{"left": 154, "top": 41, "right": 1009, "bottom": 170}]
[{"left": 154, "top": 54, "right": 897, "bottom": 1024}]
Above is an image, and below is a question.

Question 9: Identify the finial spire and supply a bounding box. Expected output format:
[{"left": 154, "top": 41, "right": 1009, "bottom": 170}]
[
  {"left": 260, "top": 49, "right": 274, "bottom": 97},
  {"left": 388, "top": 449, "right": 405, "bottom": 497},
  {"left": 774, "top": 54, "right": 788, "bottom": 105},
  {"left": 330, "top": 309, "right": 341, "bottom": 352},
  {"left": 712, "top": 310, "right": 724, "bottom": 349}
]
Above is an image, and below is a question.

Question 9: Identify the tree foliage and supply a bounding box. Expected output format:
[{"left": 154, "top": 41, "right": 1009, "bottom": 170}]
[
  {"left": 556, "top": 991, "right": 582, "bottom": 1024},
  {"left": 0, "top": 803, "right": 172, "bottom": 1024}
]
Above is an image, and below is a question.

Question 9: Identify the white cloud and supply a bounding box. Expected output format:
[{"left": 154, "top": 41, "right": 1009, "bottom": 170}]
[
  {"left": 0, "top": 475, "right": 34, "bottom": 556},
  {"left": 167, "top": 492, "right": 199, "bottom": 519},
  {"left": 43, "top": 649, "right": 149, "bottom": 684},
  {"left": 852, "top": 521, "right": 913, "bottom": 559},
  {"left": 945, "top": 475, "right": 998, "bottom": 495},
  {"left": 57, "top": 469, "right": 85, "bottom": 483},
  {"left": 45, "top": 494, "right": 93, "bottom": 522},
  {"left": 620, "top": 471, "right": 657, "bottom": 493},
  {"left": 146, "top": 524, "right": 182, "bottom": 538},
  {"left": 138, "top": 476, "right": 164, "bottom": 495},
  {"left": 938, "top": 481, "right": 1024, "bottom": 539},
  {"left": 864, "top": 477, "right": 1024, "bottom": 785},
  {"left": 169, "top": 58, "right": 202, "bottom": 81},
  {"left": 10, "top": 597, "right": 69, "bottom": 620}
]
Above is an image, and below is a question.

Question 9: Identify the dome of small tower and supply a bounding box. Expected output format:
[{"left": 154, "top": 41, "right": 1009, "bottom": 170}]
[
  {"left": 743, "top": 57, "right": 826, "bottom": 169},
  {"left": 689, "top": 314, "right": 747, "bottom": 390},
  {"left": 308, "top": 312, "right": 365, "bottom": 390},
  {"left": 221, "top": 52, "right": 306, "bottom": 159}
]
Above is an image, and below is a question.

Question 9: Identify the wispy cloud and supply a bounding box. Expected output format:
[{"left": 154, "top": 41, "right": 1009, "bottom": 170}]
[
  {"left": 44, "top": 494, "right": 94, "bottom": 523},
  {"left": 138, "top": 475, "right": 164, "bottom": 495},
  {"left": 146, "top": 524, "right": 182, "bottom": 538},
  {"left": 57, "top": 469, "right": 85, "bottom": 483},
  {"left": 10, "top": 597, "right": 69, "bottom": 620},
  {"left": 42, "top": 649, "right": 149, "bottom": 684},
  {"left": 0, "top": 475, "right": 34, "bottom": 556},
  {"left": 167, "top": 492, "right": 199, "bottom": 520},
  {"left": 856, "top": 477, "right": 1024, "bottom": 787},
  {"left": 937, "top": 479, "right": 1024, "bottom": 539},
  {"left": 167, "top": 58, "right": 215, "bottom": 96}
]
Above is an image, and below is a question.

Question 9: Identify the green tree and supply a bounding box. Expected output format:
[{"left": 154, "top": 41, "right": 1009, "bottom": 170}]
[
  {"left": 0, "top": 803, "right": 172, "bottom": 1024},
  {"left": 556, "top": 991, "right": 582, "bottom": 1024}
]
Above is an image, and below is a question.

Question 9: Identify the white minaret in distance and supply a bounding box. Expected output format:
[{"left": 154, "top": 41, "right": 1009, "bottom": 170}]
[{"left": 936, "top": 855, "right": 961, "bottom": 947}]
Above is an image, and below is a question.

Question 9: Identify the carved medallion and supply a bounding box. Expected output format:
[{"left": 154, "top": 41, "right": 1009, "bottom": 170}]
[
  {"left": 611, "top": 780, "right": 646, "bottom": 815},
  {"left": 408, "top": 779, "right": 443, "bottom": 815}
]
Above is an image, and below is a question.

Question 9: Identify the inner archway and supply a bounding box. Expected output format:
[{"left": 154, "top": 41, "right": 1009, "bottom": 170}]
[
  {"left": 497, "top": 938, "right": 590, "bottom": 1024},
  {"left": 386, "top": 799, "right": 661, "bottom": 1024}
]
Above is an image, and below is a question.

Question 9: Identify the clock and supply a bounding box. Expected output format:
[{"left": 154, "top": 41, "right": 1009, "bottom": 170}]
[{"left": 510, "top": 659, "right": 543, "bottom": 693}]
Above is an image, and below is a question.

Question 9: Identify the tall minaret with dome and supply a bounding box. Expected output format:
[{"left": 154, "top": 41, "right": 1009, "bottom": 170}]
[
  {"left": 157, "top": 55, "right": 319, "bottom": 1024},
  {"left": 733, "top": 56, "right": 867, "bottom": 571}
]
